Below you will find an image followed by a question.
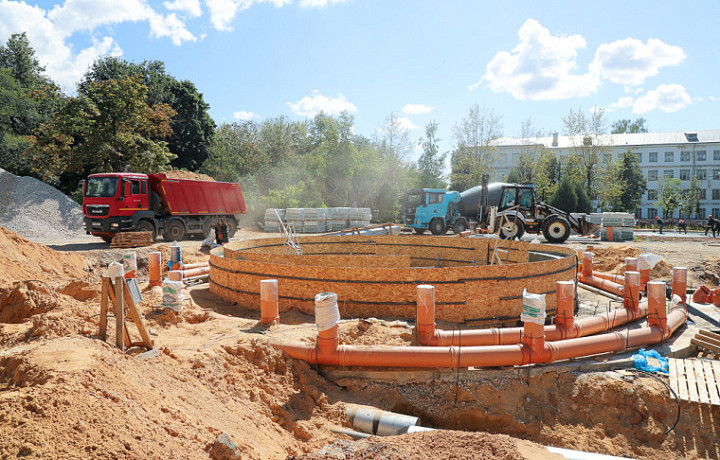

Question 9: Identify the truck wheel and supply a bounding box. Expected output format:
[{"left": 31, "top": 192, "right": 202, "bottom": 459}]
[
  {"left": 101, "top": 235, "right": 113, "bottom": 244},
  {"left": 452, "top": 219, "right": 468, "bottom": 234},
  {"left": 542, "top": 216, "right": 571, "bottom": 243},
  {"left": 497, "top": 216, "right": 524, "bottom": 240},
  {"left": 164, "top": 220, "right": 186, "bottom": 242},
  {"left": 226, "top": 217, "right": 237, "bottom": 238},
  {"left": 429, "top": 219, "right": 446, "bottom": 235},
  {"left": 136, "top": 220, "right": 156, "bottom": 241},
  {"left": 414, "top": 228, "right": 426, "bottom": 235}
]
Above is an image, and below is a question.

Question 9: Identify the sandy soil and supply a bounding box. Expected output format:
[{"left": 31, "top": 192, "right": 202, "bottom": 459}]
[{"left": 1, "top": 227, "right": 719, "bottom": 459}]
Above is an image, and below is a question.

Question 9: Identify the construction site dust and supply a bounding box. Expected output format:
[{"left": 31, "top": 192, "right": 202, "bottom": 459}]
[{"left": 2, "top": 211, "right": 720, "bottom": 457}]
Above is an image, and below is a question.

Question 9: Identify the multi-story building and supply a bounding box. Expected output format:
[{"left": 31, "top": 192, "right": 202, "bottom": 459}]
[{"left": 490, "top": 130, "right": 720, "bottom": 220}]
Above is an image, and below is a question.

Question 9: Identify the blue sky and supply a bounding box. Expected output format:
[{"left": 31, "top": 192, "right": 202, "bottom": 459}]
[{"left": 1, "top": 0, "right": 719, "bottom": 157}]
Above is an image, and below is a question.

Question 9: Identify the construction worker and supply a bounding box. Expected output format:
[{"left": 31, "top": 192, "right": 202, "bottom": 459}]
[
  {"left": 655, "top": 216, "right": 664, "bottom": 234},
  {"left": 677, "top": 218, "right": 687, "bottom": 234},
  {"left": 706, "top": 215, "right": 718, "bottom": 238}
]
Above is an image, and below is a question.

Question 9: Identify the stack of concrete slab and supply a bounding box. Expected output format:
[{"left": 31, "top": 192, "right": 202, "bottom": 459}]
[
  {"left": 600, "top": 212, "right": 635, "bottom": 241},
  {"left": 263, "top": 208, "right": 285, "bottom": 232},
  {"left": 264, "top": 207, "right": 372, "bottom": 233}
]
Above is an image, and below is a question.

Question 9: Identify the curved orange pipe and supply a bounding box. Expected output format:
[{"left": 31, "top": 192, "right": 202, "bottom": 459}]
[{"left": 274, "top": 306, "right": 686, "bottom": 368}]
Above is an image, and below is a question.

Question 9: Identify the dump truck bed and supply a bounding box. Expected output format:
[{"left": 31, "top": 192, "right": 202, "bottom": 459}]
[{"left": 149, "top": 173, "right": 246, "bottom": 216}]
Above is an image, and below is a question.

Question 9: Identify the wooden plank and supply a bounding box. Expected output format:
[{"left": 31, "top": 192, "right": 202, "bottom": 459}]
[
  {"left": 694, "top": 359, "right": 710, "bottom": 404},
  {"left": 99, "top": 277, "right": 109, "bottom": 341},
  {"left": 113, "top": 277, "right": 125, "bottom": 352},
  {"left": 691, "top": 338, "right": 720, "bottom": 354},
  {"left": 123, "top": 280, "right": 154, "bottom": 349},
  {"left": 668, "top": 358, "right": 680, "bottom": 399},
  {"left": 702, "top": 360, "right": 720, "bottom": 405},
  {"left": 685, "top": 359, "right": 700, "bottom": 403},
  {"left": 698, "top": 329, "right": 720, "bottom": 341},
  {"left": 674, "top": 359, "right": 690, "bottom": 401},
  {"left": 696, "top": 331, "right": 720, "bottom": 348}
]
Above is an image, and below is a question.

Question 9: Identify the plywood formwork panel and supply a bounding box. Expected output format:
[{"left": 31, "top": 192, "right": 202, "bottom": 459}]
[{"left": 211, "top": 236, "right": 576, "bottom": 324}]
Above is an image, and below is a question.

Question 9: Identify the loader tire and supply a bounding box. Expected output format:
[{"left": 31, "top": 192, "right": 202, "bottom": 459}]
[{"left": 542, "top": 216, "right": 571, "bottom": 243}]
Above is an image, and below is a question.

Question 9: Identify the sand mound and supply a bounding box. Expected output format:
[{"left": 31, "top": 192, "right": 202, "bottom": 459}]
[
  {"left": 586, "top": 245, "right": 672, "bottom": 278},
  {"left": 162, "top": 170, "right": 215, "bottom": 181},
  {"left": 0, "top": 227, "right": 87, "bottom": 287}
]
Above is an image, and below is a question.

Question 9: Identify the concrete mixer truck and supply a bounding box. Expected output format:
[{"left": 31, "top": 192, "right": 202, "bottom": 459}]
[{"left": 401, "top": 181, "right": 599, "bottom": 243}]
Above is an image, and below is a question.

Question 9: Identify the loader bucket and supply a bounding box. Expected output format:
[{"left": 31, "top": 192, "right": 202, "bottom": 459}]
[{"left": 578, "top": 217, "right": 600, "bottom": 236}]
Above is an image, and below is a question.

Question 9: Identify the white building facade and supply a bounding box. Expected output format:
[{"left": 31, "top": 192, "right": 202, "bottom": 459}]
[{"left": 490, "top": 130, "right": 720, "bottom": 221}]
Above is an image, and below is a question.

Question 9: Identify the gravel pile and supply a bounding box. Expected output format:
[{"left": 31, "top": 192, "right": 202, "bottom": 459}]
[{"left": 0, "top": 168, "right": 85, "bottom": 241}]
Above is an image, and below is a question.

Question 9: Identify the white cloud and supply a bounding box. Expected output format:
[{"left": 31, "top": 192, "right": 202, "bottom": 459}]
[
  {"left": 632, "top": 84, "right": 691, "bottom": 114},
  {"left": 148, "top": 12, "right": 197, "bottom": 45},
  {"left": 402, "top": 103, "right": 434, "bottom": 115},
  {"left": 479, "top": 19, "right": 600, "bottom": 100},
  {"left": 164, "top": 0, "right": 202, "bottom": 17},
  {"left": 233, "top": 110, "right": 257, "bottom": 120},
  {"left": 287, "top": 91, "right": 356, "bottom": 117},
  {"left": 395, "top": 117, "right": 418, "bottom": 131},
  {"left": 607, "top": 96, "right": 634, "bottom": 111},
  {"left": 299, "top": 0, "right": 346, "bottom": 7},
  {"left": 591, "top": 38, "right": 685, "bottom": 86},
  {"left": 206, "top": 0, "right": 293, "bottom": 31}
]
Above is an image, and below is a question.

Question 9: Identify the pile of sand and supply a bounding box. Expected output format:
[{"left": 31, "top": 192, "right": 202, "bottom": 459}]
[
  {"left": 586, "top": 245, "right": 672, "bottom": 278},
  {"left": 162, "top": 170, "right": 215, "bottom": 181}
]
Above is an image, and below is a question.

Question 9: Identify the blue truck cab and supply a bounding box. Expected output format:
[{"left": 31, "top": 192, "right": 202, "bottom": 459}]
[{"left": 402, "top": 188, "right": 467, "bottom": 235}]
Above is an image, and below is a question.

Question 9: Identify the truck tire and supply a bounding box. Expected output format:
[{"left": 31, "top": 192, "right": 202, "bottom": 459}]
[
  {"left": 497, "top": 215, "right": 524, "bottom": 240},
  {"left": 452, "top": 218, "right": 468, "bottom": 234},
  {"left": 226, "top": 217, "right": 237, "bottom": 238},
  {"left": 414, "top": 228, "right": 426, "bottom": 235},
  {"left": 164, "top": 220, "right": 186, "bottom": 242},
  {"left": 429, "top": 218, "right": 446, "bottom": 235},
  {"left": 101, "top": 235, "right": 113, "bottom": 244},
  {"left": 542, "top": 216, "right": 571, "bottom": 243},
  {"left": 136, "top": 220, "right": 156, "bottom": 242}
]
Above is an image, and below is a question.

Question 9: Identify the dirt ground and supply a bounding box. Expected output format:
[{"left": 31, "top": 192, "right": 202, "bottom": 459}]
[{"left": 1, "top": 227, "right": 720, "bottom": 459}]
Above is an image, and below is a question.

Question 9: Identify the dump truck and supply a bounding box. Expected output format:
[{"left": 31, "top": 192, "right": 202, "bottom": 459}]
[
  {"left": 82, "top": 172, "right": 246, "bottom": 243},
  {"left": 401, "top": 181, "right": 599, "bottom": 243}
]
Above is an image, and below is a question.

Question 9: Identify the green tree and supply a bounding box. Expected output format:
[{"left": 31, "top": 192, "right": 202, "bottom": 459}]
[
  {"left": 533, "top": 148, "right": 561, "bottom": 202},
  {"left": 506, "top": 168, "right": 520, "bottom": 183},
  {"left": 0, "top": 33, "right": 63, "bottom": 175},
  {"left": 574, "top": 182, "right": 593, "bottom": 213},
  {"left": 81, "top": 57, "right": 215, "bottom": 170},
  {"left": 26, "top": 75, "right": 176, "bottom": 194},
  {"left": 655, "top": 178, "right": 682, "bottom": 218},
  {"left": 562, "top": 106, "right": 609, "bottom": 199},
  {"left": 680, "top": 176, "right": 702, "bottom": 218},
  {"left": 450, "top": 104, "right": 502, "bottom": 191},
  {"left": 549, "top": 176, "right": 578, "bottom": 212},
  {"left": 611, "top": 118, "right": 648, "bottom": 134},
  {"left": 374, "top": 113, "right": 415, "bottom": 221},
  {"left": 609, "top": 149, "right": 646, "bottom": 211},
  {"left": 416, "top": 121, "right": 446, "bottom": 189}
]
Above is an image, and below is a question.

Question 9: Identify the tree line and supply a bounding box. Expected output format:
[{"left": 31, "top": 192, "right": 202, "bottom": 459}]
[{"left": 3, "top": 32, "right": 687, "bottom": 222}]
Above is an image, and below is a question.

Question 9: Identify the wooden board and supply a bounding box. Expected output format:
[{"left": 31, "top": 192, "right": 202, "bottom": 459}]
[
  {"left": 110, "top": 231, "right": 154, "bottom": 248},
  {"left": 668, "top": 358, "right": 720, "bottom": 406}
]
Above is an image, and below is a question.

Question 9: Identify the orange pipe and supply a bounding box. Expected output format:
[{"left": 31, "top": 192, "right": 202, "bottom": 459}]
[
  {"left": 168, "top": 270, "right": 183, "bottom": 282},
  {"left": 581, "top": 252, "right": 594, "bottom": 279},
  {"left": 275, "top": 306, "right": 686, "bottom": 368},
  {"left": 182, "top": 266, "right": 209, "bottom": 278},
  {"left": 672, "top": 267, "right": 687, "bottom": 303},
  {"left": 416, "top": 285, "right": 436, "bottom": 344},
  {"left": 181, "top": 262, "right": 208, "bottom": 270},
  {"left": 647, "top": 281, "right": 668, "bottom": 336},
  {"left": 260, "top": 279, "right": 279, "bottom": 325},
  {"left": 555, "top": 281, "right": 575, "bottom": 331},
  {"left": 592, "top": 271, "right": 624, "bottom": 284},
  {"left": 580, "top": 275, "right": 624, "bottom": 297},
  {"left": 625, "top": 257, "right": 638, "bottom": 273},
  {"left": 640, "top": 268, "right": 650, "bottom": 291},
  {"left": 624, "top": 271, "right": 640, "bottom": 313},
  {"left": 149, "top": 252, "right": 162, "bottom": 287}
]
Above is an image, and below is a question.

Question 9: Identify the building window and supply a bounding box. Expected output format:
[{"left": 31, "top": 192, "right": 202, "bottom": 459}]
[
  {"left": 714, "top": 150, "right": 720, "bottom": 161},
  {"left": 698, "top": 208, "right": 706, "bottom": 219},
  {"left": 647, "top": 170, "right": 658, "bottom": 181},
  {"left": 664, "top": 170, "right": 674, "bottom": 179},
  {"left": 664, "top": 151, "right": 674, "bottom": 162},
  {"left": 649, "top": 152, "right": 658, "bottom": 163},
  {"left": 700, "top": 189, "right": 707, "bottom": 200},
  {"left": 697, "top": 150, "right": 707, "bottom": 161},
  {"left": 713, "top": 189, "right": 720, "bottom": 201},
  {"left": 713, "top": 169, "right": 720, "bottom": 180},
  {"left": 680, "top": 169, "right": 691, "bottom": 180},
  {"left": 647, "top": 208, "right": 657, "bottom": 219},
  {"left": 647, "top": 190, "right": 658, "bottom": 200},
  {"left": 713, "top": 208, "right": 720, "bottom": 219},
  {"left": 635, "top": 152, "right": 642, "bottom": 162},
  {"left": 681, "top": 151, "right": 690, "bottom": 162},
  {"left": 634, "top": 209, "right": 642, "bottom": 219},
  {"left": 697, "top": 169, "right": 707, "bottom": 180}
]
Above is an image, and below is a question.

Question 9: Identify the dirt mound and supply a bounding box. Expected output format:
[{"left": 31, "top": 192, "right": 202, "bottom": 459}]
[
  {"left": 162, "top": 170, "right": 216, "bottom": 181},
  {"left": 695, "top": 258, "right": 720, "bottom": 286},
  {"left": 291, "top": 431, "right": 562, "bottom": 460},
  {"left": 586, "top": 245, "right": 672, "bottom": 278},
  {"left": 0, "top": 226, "right": 87, "bottom": 287}
]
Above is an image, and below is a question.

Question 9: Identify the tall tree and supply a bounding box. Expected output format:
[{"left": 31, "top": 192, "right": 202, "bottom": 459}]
[
  {"left": 81, "top": 57, "right": 215, "bottom": 170},
  {"left": 655, "top": 178, "right": 682, "bottom": 218},
  {"left": 532, "top": 148, "right": 561, "bottom": 202},
  {"left": 611, "top": 118, "right": 648, "bottom": 134},
  {"left": 550, "top": 176, "right": 578, "bottom": 212},
  {"left": 609, "top": 149, "right": 646, "bottom": 212},
  {"left": 562, "top": 106, "right": 609, "bottom": 200},
  {"left": 680, "top": 177, "right": 702, "bottom": 218},
  {"left": 416, "top": 121, "right": 446, "bottom": 189},
  {"left": 450, "top": 104, "right": 503, "bottom": 191},
  {"left": 26, "top": 75, "right": 176, "bottom": 194}
]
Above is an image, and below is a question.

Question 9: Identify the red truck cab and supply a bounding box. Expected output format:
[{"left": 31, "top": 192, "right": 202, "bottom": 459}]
[{"left": 83, "top": 172, "right": 246, "bottom": 243}]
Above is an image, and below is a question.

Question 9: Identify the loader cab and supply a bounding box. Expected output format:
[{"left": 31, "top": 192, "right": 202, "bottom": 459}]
[{"left": 499, "top": 185, "right": 536, "bottom": 215}]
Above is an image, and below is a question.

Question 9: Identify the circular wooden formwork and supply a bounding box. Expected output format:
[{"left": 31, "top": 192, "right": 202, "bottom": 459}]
[{"left": 209, "top": 235, "right": 577, "bottom": 324}]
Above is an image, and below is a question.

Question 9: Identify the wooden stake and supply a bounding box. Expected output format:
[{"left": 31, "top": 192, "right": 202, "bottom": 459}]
[
  {"left": 99, "top": 277, "right": 109, "bottom": 341},
  {"left": 123, "top": 280, "right": 154, "bottom": 349},
  {"left": 113, "top": 276, "right": 125, "bottom": 352}
]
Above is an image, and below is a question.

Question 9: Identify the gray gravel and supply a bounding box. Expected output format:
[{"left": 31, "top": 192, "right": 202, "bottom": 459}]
[{"left": 0, "top": 168, "right": 85, "bottom": 241}]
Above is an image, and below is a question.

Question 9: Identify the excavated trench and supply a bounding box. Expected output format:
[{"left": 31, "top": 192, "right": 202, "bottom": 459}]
[{"left": 334, "top": 367, "right": 720, "bottom": 459}]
